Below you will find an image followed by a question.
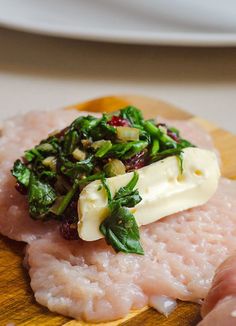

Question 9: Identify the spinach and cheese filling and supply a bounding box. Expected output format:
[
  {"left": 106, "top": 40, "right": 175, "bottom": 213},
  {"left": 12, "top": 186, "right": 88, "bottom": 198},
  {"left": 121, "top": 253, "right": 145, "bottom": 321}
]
[{"left": 11, "top": 106, "right": 195, "bottom": 254}]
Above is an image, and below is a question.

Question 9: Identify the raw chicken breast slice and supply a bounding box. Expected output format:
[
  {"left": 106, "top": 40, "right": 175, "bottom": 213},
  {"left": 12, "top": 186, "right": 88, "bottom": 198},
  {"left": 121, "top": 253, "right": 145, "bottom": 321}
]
[
  {"left": 201, "top": 254, "right": 236, "bottom": 317},
  {"left": 198, "top": 254, "right": 236, "bottom": 325},
  {"left": 27, "top": 232, "right": 148, "bottom": 322},
  {"left": 198, "top": 297, "right": 236, "bottom": 326},
  {"left": 0, "top": 109, "right": 213, "bottom": 243},
  {"left": 26, "top": 178, "right": 236, "bottom": 322}
]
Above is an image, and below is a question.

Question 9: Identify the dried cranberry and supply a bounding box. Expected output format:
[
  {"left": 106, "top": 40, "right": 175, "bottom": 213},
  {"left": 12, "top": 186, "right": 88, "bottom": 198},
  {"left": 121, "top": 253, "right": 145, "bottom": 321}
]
[
  {"left": 124, "top": 150, "right": 148, "bottom": 172},
  {"left": 54, "top": 126, "right": 69, "bottom": 139},
  {"left": 21, "top": 156, "right": 28, "bottom": 164},
  {"left": 167, "top": 130, "right": 179, "bottom": 142},
  {"left": 15, "top": 182, "right": 27, "bottom": 195},
  {"left": 107, "top": 116, "right": 129, "bottom": 127},
  {"left": 60, "top": 221, "right": 79, "bottom": 240},
  {"left": 157, "top": 123, "right": 179, "bottom": 142}
]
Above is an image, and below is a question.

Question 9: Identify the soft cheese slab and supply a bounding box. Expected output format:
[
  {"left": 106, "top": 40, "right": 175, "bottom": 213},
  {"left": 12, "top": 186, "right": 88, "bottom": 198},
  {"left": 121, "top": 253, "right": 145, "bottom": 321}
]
[{"left": 78, "top": 147, "right": 220, "bottom": 241}]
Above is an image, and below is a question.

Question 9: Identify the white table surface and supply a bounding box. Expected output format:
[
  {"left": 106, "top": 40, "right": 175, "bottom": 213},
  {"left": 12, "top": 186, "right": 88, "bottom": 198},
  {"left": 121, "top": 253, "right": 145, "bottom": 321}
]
[{"left": 0, "top": 27, "right": 235, "bottom": 133}]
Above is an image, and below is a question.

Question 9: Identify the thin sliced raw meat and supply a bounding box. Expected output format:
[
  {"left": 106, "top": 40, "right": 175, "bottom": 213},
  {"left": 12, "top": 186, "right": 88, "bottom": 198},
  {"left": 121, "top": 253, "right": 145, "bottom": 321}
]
[
  {"left": 26, "top": 178, "right": 236, "bottom": 321},
  {"left": 201, "top": 254, "right": 236, "bottom": 317},
  {"left": 1, "top": 109, "right": 233, "bottom": 322},
  {"left": 198, "top": 296, "right": 236, "bottom": 326},
  {"left": 198, "top": 254, "right": 236, "bottom": 325}
]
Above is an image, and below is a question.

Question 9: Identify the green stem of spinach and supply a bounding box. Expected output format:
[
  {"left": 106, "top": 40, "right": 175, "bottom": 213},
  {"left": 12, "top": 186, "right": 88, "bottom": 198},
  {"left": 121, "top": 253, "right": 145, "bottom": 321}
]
[
  {"left": 55, "top": 172, "right": 105, "bottom": 216},
  {"left": 55, "top": 181, "right": 80, "bottom": 216},
  {"left": 101, "top": 177, "right": 112, "bottom": 205}
]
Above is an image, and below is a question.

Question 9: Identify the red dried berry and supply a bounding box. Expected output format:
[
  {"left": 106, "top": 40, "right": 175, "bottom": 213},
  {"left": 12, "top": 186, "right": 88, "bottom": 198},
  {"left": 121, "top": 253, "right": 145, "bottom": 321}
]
[
  {"left": 167, "top": 130, "right": 179, "bottom": 142},
  {"left": 124, "top": 150, "right": 148, "bottom": 172},
  {"left": 15, "top": 182, "right": 27, "bottom": 195},
  {"left": 60, "top": 221, "right": 79, "bottom": 240},
  {"left": 157, "top": 123, "right": 179, "bottom": 142},
  {"left": 54, "top": 127, "right": 69, "bottom": 139},
  {"left": 107, "top": 116, "right": 129, "bottom": 127}
]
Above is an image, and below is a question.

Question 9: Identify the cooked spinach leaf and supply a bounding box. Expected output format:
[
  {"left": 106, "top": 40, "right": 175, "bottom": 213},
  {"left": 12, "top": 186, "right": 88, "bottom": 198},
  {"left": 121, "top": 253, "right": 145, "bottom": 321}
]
[
  {"left": 12, "top": 160, "right": 30, "bottom": 187},
  {"left": 63, "top": 130, "right": 79, "bottom": 155},
  {"left": 101, "top": 176, "right": 112, "bottom": 204},
  {"left": 71, "top": 115, "right": 99, "bottom": 138},
  {"left": 106, "top": 142, "right": 134, "bottom": 158},
  {"left": 120, "top": 106, "right": 144, "bottom": 127},
  {"left": 107, "top": 141, "right": 148, "bottom": 159},
  {"left": 151, "top": 148, "right": 183, "bottom": 162},
  {"left": 28, "top": 173, "right": 56, "bottom": 219},
  {"left": 59, "top": 155, "right": 94, "bottom": 179},
  {"left": 36, "top": 142, "right": 57, "bottom": 154},
  {"left": 122, "top": 141, "right": 148, "bottom": 159},
  {"left": 95, "top": 140, "right": 112, "bottom": 158},
  {"left": 25, "top": 137, "right": 59, "bottom": 163},
  {"left": 54, "top": 172, "right": 104, "bottom": 216},
  {"left": 91, "top": 114, "right": 116, "bottom": 140},
  {"left": 113, "top": 171, "right": 141, "bottom": 207},
  {"left": 178, "top": 138, "right": 195, "bottom": 148},
  {"left": 177, "top": 152, "right": 184, "bottom": 175},
  {"left": 100, "top": 202, "right": 144, "bottom": 255},
  {"left": 100, "top": 171, "right": 144, "bottom": 255},
  {"left": 150, "top": 138, "right": 160, "bottom": 157},
  {"left": 24, "top": 148, "right": 43, "bottom": 162}
]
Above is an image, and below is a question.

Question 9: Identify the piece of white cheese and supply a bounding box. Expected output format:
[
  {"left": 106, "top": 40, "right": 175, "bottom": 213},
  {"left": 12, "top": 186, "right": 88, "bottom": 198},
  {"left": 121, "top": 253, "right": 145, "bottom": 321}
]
[{"left": 78, "top": 147, "right": 220, "bottom": 241}]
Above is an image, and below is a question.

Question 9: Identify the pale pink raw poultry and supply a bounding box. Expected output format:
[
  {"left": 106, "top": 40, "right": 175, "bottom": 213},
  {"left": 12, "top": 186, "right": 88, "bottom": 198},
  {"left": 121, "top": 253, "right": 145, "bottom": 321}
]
[
  {"left": 0, "top": 109, "right": 236, "bottom": 322},
  {"left": 26, "top": 178, "right": 236, "bottom": 321},
  {"left": 198, "top": 255, "right": 236, "bottom": 326}
]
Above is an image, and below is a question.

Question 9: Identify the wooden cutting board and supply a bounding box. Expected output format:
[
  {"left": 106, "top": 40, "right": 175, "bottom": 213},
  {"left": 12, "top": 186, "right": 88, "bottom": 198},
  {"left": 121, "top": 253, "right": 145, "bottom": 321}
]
[{"left": 1, "top": 95, "right": 236, "bottom": 326}]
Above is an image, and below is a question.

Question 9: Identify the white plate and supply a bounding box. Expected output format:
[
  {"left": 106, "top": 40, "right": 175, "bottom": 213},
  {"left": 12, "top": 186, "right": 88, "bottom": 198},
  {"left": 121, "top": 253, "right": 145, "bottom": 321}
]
[{"left": 0, "top": 0, "right": 236, "bottom": 46}]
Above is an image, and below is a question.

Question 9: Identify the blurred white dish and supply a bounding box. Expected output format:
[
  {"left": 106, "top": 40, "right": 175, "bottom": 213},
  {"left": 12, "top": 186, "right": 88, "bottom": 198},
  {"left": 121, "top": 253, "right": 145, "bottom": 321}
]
[{"left": 0, "top": 0, "right": 236, "bottom": 45}]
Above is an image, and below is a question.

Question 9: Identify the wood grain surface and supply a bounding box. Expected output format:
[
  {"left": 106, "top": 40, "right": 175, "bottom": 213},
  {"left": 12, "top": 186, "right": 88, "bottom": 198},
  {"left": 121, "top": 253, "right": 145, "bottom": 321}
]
[{"left": 0, "top": 95, "right": 235, "bottom": 326}]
